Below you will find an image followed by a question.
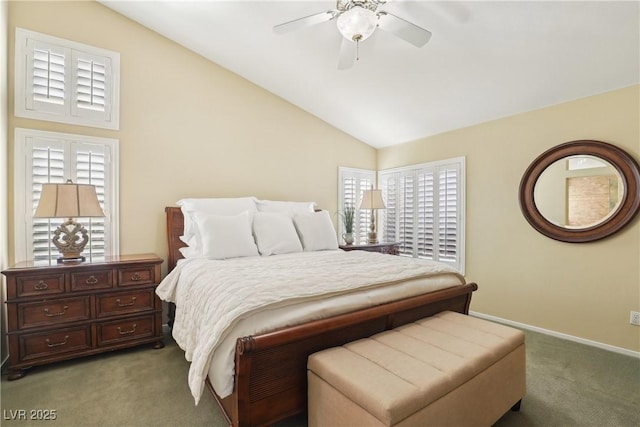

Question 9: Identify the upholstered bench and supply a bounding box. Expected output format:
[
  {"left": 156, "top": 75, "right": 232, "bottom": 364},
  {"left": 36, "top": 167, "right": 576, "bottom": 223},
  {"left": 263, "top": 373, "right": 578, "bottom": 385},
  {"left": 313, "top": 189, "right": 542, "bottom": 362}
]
[{"left": 308, "top": 311, "right": 525, "bottom": 427}]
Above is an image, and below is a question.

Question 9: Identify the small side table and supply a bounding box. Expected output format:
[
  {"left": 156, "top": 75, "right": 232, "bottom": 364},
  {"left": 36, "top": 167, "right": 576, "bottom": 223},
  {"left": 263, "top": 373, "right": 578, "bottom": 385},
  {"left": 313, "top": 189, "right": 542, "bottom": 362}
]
[{"left": 339, "top": 242, "right": 401, "bottom": 255}]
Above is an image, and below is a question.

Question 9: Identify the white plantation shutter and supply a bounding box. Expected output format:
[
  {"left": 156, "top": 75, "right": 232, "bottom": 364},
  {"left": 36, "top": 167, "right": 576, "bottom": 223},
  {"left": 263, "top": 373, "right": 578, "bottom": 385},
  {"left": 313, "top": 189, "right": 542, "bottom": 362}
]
[
  {"left": 380, "top": 174, "right": 397, "bottom": 243},
  {"left": 14, "top": 129, "right": 119, "bottom": 264},
  {"left": 338, "top": 168, "right": 376, "bottom": 245},
  {"left": 379, "top": 158, "right": 465, "bottom": 273},
  {"left": 16, "top": 28, "right": 119, "bottom": 130},
  {"left": 73, "top": 51, "right": 112, "bottom": 121},
  {"left": 399, "top": 174, "right": 415, "bottom": 256},
  {"left": 417, "top": 171, "right": 435, "bottom": 259},
  {"left": 438, "top": 165, "right": 460, "bottom": 262},
  {"left": 30, "top": 140, "right": 67, "bottom": 261},
  {"left": 27, "top": 39, "right": 67, "bottom": 114},
  {"left": 74, "top": 143, "right": 110, "bottom": 259}
]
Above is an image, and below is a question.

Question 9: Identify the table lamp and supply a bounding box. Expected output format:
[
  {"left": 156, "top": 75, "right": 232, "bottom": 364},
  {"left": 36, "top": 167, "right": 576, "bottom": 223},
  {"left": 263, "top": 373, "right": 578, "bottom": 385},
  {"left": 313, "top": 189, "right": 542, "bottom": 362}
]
[
  {"left": 33, "top": 180, "right": 105, "bottom": 263},
  {"left": 359, "top": 188, "right": 386, "bottom": 244}
]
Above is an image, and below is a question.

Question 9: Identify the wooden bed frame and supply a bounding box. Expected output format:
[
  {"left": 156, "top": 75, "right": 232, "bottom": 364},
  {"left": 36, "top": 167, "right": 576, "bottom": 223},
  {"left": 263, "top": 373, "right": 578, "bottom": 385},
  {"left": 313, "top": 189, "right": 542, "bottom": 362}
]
[{"left": 165, "top": 207, "right": 478, "bottom": 427}]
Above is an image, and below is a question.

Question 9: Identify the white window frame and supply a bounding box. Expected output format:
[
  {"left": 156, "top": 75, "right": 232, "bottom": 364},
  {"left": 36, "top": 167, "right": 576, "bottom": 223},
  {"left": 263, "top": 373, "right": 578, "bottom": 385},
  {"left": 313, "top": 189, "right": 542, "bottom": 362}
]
[
  {"left": 14, "top": 128, "right": 120, "bottom": 263},
  {"left": 338, "top": 167, "right": 376, "bottom": 245},
  {"left": 379, "top": 157, "right": 466, "bottom": 274},
  {"left": 15, "top": 28, "right": 120, "bottom": 130}
]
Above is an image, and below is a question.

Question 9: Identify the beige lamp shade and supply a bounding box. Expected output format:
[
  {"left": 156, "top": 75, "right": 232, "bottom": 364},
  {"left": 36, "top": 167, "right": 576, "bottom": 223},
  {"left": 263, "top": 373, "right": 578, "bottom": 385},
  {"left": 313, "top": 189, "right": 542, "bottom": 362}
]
[
  {"left": 34, "top": 182, "right": 105, "bottom": 218},
  {"left": 359, "top": 189, "right": 386, "bottom": 210}
]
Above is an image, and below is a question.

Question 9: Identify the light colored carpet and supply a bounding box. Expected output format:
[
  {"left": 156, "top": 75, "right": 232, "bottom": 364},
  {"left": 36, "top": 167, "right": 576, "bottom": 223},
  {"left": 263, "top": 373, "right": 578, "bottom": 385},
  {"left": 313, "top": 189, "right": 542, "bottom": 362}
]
[{"left": 2, "top": 327, "right": 638, "bottom": 426}]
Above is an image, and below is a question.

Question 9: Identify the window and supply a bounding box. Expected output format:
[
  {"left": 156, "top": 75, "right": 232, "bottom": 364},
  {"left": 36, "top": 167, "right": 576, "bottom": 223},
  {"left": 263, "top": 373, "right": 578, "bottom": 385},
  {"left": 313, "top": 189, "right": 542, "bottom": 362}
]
[
  {"left": 338, "top": 167, "right": 376, "bottom": 245},
  {"left": 15, "top": 28, "right": 120, "bottom": 129},
  {"left": 379, "top": 157, "right": 465, "bottom": 273},
  {"left": 14, "top": 128, "right": 119, "bottom": 263}
]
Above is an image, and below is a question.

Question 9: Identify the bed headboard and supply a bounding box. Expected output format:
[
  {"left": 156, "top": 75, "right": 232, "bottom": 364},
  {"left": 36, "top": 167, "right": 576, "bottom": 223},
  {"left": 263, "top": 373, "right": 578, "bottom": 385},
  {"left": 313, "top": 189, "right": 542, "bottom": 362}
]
[{"left": 165, "top": 207, "right": 186, "bottom": 272}]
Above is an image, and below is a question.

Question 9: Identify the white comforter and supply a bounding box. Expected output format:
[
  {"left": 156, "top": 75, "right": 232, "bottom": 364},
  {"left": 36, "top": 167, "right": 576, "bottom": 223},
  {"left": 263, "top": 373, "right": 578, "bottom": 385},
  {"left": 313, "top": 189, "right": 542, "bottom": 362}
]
[{"left": 156, "top": 250, "right": 465, "bottom": 403}]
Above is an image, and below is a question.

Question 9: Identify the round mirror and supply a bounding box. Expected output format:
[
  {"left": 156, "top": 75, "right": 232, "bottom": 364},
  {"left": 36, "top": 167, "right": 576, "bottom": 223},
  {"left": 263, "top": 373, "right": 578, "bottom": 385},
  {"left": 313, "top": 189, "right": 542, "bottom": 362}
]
[{"left": 519, "top": 140, "right": 640, "bottom": 243}]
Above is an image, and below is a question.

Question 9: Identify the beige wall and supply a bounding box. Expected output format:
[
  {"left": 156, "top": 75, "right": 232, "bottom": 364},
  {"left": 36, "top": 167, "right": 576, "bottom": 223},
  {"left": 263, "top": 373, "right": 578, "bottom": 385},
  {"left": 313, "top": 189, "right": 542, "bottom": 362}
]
[
  {"left": 6, "top": 1, "right": 376, "bottom": 269},
  {"left": 379, "top": 85, "right": 640, "bottom": 352}
]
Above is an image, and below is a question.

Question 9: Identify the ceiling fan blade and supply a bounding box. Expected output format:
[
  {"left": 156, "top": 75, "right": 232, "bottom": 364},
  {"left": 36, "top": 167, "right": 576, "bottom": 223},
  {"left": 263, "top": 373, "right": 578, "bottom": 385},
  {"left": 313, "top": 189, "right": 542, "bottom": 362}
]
[
  {"left": 337, "top": 37, "right": 356, "bottom": 70},
  {"left": 273, "top": 11, "right": 337, "bottom": 34},
  {"left": 377, "top": 12, "right": 432, "bottom": 47}
]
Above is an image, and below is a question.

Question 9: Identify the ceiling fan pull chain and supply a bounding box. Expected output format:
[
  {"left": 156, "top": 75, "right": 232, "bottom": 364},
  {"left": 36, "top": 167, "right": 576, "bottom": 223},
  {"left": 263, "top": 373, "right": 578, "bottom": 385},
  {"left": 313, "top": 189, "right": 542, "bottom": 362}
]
[{"left": 353, "top": 34, "right": 362, "bottom": 61}]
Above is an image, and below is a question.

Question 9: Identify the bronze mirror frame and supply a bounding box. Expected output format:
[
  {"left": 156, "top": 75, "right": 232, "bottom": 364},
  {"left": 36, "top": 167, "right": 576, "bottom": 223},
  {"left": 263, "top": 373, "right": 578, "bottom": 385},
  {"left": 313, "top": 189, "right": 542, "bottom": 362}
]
[{"left": 519, "top": 140, "right": 640, "bottom": 243}]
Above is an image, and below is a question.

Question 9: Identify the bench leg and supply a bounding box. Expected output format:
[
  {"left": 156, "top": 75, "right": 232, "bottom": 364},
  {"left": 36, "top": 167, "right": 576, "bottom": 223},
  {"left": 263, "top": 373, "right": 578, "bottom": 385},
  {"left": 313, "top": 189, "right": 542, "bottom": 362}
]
[{"left": 511, "top": 399, "right": 522, "bottom": 412}]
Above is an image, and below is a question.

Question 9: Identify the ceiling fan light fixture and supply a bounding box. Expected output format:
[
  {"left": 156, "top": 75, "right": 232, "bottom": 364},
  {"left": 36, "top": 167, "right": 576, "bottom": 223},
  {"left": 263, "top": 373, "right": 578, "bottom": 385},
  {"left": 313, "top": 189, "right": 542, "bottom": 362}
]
[{"left": 336, "top": 6, "right": 378, "bottom": 42}]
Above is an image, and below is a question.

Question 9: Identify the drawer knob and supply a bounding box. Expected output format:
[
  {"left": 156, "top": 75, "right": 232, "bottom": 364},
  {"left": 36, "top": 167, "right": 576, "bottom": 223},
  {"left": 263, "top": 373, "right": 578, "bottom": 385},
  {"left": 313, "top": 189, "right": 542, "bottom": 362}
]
[
  {"left": 85, "top": 275, "right": 99, "bottom": 285},
  {"left": 117, "top": 324, "right": 137, "bottom": 335},
  {"left": 45, "top": 335, "right": 69, "bottom": 348},
  {"left": 130, "top": 273, "right": 142, "bottom": 281},
  {"left": 116, "top": 297, "right": 137, "bottom": 307},
  {"left": 43, "top": 306, "right": 68, "bottom": 317},
  {"left": 34, "top": 280, "right": 49, "bottom": 290}
]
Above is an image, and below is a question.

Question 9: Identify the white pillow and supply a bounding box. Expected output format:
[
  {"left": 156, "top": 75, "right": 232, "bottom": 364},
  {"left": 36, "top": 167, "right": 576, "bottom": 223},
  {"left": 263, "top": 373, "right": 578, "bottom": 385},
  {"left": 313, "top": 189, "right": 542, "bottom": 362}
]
[
  {"left": 256, "top": 199, "right": 316, "bottom": 217},
  {"left": 177, "top": 197, "right": 258, "bottom": 254},
  {"left": 253, "top": 212, "right": 303, "bottom": 256},
  {"left": 193, "top": 211, "right": 259, "bottom": 260},
  {"left": 178, "top": 245, "right": 201, "bottom": 259},
  {"left": 293, "top": 211, "right": 339, "bottom": 251}
]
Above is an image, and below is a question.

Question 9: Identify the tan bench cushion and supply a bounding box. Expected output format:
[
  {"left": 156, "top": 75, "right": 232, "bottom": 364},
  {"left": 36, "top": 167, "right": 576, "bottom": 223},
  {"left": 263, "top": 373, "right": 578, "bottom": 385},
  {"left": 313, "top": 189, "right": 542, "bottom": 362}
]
[{"left": 307, "top": 311, "right": 525, "bottom": 425}]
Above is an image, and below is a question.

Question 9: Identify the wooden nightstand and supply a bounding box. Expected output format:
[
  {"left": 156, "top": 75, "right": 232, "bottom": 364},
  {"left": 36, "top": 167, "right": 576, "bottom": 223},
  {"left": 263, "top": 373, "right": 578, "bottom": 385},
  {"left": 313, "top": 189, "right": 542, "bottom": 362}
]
[
  {"left": 339, "top": 242, "right": 401, "bottom": 255},
  {"left": 1, "top": 254, "right": 164, "bottom": 380}
]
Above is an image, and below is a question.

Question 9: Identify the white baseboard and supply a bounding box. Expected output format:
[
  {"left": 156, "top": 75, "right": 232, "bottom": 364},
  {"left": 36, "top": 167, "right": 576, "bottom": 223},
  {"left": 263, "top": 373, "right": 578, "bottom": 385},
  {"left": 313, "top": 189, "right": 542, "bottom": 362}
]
[{"left": 469, "top": 311, "right": 640, "bottom": 359}]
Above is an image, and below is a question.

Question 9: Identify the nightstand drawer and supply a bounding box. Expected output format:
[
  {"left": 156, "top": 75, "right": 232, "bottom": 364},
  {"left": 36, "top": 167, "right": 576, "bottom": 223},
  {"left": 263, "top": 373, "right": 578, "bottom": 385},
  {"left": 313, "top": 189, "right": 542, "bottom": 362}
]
[
  {"left": 19, "top": 297, "right": 91, "bottom": 330},
  {"left": 118, "top": 266, "right": 155, "bottom": 287},
  {"left": 96, "top": 315, "right": 155, "bottom": 347},
  {"left": 19, "top": 326, "right": 91, "bottom": 362},
  {"left": 96, "top": 290, "right": 155, "bottom": 318},
  {"left": 16, "top": 273, "right": 65, "bottom": 298},
  {"left": 71, "top": 269, "right": 113, "bottom": 292}
]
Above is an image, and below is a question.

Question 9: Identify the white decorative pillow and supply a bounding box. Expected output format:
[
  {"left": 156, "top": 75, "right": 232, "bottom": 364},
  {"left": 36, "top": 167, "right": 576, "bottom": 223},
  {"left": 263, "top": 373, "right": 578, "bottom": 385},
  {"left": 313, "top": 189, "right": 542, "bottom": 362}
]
[
  {"left": 177, "top": 197, "right": 258, "bottom": 254},
  {"left": 193, "top": 211, "right": 259, "bottom": 260},
  {"left": 256, "top": 199, "right": 316, "bottom": 217},
  {"left": 253, "top": 212, "right": 303, "bottom": 256},
  {"left": 178, "top": 245, "right": 201, "bottom": 259},
  {"left": 293, "top": 210, "right": 339, "bottom": 252}
]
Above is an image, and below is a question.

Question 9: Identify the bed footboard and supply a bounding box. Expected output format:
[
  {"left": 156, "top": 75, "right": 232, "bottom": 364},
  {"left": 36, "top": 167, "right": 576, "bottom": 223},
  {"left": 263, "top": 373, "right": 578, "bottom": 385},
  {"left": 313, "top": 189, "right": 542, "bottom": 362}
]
[{"left": 210, "top": 282, "right": 477, "bottom": 427}]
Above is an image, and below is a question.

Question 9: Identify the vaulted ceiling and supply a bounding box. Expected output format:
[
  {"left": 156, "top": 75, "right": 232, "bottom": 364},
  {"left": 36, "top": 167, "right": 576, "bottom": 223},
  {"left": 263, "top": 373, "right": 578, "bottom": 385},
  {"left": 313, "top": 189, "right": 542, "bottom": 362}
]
[{"left": 101, "top": 1, "right": 640, "bottom": 148}]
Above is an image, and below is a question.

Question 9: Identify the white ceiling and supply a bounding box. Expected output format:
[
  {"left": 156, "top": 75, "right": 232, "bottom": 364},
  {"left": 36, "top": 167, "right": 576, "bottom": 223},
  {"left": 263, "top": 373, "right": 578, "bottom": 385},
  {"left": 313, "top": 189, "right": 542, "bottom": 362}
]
[{"left": 100, "top": 1, "right": 640, "bottom": 148}]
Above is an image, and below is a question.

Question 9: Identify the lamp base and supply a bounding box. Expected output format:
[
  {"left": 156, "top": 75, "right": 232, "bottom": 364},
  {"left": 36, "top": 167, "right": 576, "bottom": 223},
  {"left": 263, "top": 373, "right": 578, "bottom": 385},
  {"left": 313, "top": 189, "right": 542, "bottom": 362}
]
[
  {"left": 367, "top": 232, "right": 378, "bottom": 244},
  {"left": 57, "top": 255, "right": 86, "bottom": 264},
  {"left": 52, "top": 218, "right": 90, "bottom": 264}
]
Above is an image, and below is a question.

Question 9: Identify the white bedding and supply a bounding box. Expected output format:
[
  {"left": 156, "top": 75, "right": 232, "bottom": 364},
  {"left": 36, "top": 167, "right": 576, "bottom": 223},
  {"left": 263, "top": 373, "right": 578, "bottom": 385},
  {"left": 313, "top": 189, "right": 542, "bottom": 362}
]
[{"left": 156, "top": 250, "right": 466, "bottom": 403}]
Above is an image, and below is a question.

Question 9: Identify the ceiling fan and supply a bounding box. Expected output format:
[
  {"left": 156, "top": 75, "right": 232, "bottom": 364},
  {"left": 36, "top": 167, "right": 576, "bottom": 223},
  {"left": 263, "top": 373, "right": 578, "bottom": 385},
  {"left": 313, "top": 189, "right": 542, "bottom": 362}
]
[{"left": 273, "top": 0, "right": 432, "bottom": 70}]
